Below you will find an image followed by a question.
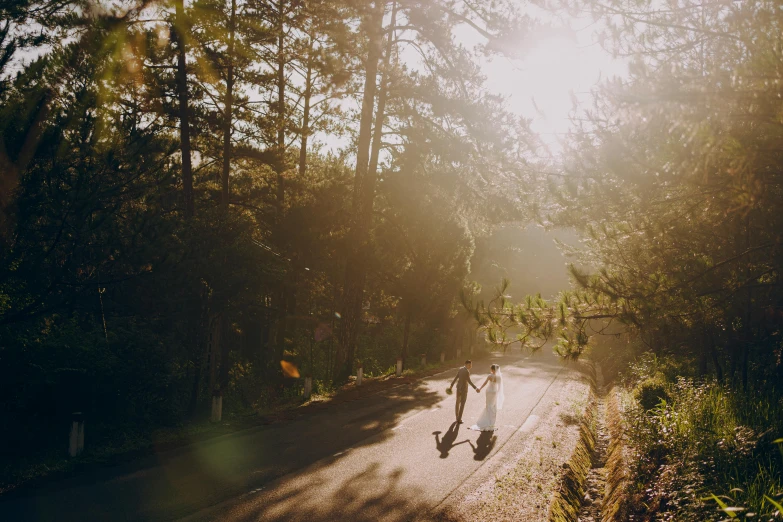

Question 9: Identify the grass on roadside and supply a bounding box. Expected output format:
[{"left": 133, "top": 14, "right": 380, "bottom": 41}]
[{"left": 622, "top": 354, "right": 783, "bottom": 520}]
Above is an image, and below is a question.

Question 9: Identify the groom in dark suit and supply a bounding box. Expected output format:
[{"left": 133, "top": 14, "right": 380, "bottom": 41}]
[{"left": 448, "top": 360, "right": 479, "bottom": 423}]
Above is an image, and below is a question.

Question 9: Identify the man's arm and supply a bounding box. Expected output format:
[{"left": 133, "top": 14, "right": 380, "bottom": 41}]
[
  {"left": 467, "top": 372, "right": 477, "bottom": 390},
  {"left": 450, "top": 369, "right": 460, "bottom": 389}
]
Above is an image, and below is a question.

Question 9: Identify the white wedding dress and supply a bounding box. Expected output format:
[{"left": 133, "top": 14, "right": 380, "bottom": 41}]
[{"left": 470, "top": 371, "right": 504, "bottom": 432}]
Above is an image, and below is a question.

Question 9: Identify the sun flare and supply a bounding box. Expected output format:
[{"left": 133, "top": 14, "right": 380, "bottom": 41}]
[{"left": 482, "top": 29, "right": 618, "bottom": 151}]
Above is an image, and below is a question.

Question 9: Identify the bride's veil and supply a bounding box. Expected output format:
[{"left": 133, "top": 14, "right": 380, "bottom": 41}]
[{"left": 496, "top": 368, "right": 505, "bottom": 410}]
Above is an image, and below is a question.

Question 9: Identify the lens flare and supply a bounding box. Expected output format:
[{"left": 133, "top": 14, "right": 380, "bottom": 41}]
[{"left": 280, "top": 360, "right": 300, "bottom": 378}]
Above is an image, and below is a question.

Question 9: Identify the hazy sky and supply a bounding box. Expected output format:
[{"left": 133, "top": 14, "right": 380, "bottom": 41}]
[
  {"left": 472, "top": 225, "right": 580, "bottom": 301},
  {"left": 472, "top": 7, "right": 626, "bottom": 153},
  {"left": 460, "top": 7, "right": 623, "bottom": 294}
]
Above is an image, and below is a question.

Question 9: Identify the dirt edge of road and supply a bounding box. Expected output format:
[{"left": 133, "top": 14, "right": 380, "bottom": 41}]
[
  {"left": 599, "top": 386, "right": 632, "bottom": 522},
  {"left": 549, "top": 388, "right": 598, "bottom": 522},
  {"left": 554, "top": 363, "right": 634, "bottom": 522}
]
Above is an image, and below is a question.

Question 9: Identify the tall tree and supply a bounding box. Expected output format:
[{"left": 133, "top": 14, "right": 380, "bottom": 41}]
[
  {"left": 333, "top": 0, "right": 532, "bottom": 380},
  {"left": 221, "top": 0, "right": 237, "bottom": 210},
  {"left": 169, "top": 0, "right": 195, "bottom": 218},
  {"left": 334, "top": 0, "right": 385, "bottom": 381},
  {"left": 294, "top": 1, "right": 355, "bottom": 176}
]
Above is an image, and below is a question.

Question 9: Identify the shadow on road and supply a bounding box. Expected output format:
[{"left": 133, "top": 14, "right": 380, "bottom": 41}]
[
  {"left": 181, "top": 350, "right": 570, "bottom": 522},
  {"left": 0, "top": 381, "right": 442, "bottom": 522},
  {"left": 191, "top": 460, "right": 431, "bottom": 522},
  {"left": 432, "top": 422, "right": 470, "bottom": 459},
  {"left": 468, "top": 431, "right": 497, "bottom": 461}
]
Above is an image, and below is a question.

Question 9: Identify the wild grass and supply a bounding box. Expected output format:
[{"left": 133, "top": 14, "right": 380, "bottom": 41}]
[{"left": 623, "top": 355, "right": 783, "bottom": 520}]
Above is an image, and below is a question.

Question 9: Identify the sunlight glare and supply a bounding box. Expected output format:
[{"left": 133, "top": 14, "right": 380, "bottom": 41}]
[{"left": 481, "top": 30, "right": 616, "bottom": 153}]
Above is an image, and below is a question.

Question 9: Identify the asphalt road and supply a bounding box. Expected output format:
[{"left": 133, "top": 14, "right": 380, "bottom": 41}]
[{"left": 0, "top": 350, "right": 568, "bottom": 522}]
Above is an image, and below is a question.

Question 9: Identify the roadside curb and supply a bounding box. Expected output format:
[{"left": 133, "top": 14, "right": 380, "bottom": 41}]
[
  {"left": 547, "top": 363, "right": 599, "bottom": 522},
  {"left": 547, "top": 360, "right": 632, "bottom": 522},
  {"left": 600, "top": 386, "right": 631, "bottom": 522}
]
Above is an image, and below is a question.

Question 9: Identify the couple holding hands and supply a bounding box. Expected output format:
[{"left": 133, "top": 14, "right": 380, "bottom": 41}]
[{"left": 447, "top": 360, "right": 504, "bottom": 432}]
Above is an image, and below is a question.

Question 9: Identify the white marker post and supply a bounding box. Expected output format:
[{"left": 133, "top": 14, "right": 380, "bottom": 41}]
[
  {"left": 420, "top": 354, "right": 426, "bottom": 367},
  {"left": 304, "top": 376, "right": 313, "bottom": 399},
  {"left": 396, "top": 358, "right": 403, "bottom": 377},
  {"left": 440, "top": 352, "right": 445, "bottom": 363},
  {"left": 211, "top": 391, "right": 223, "bottom": 422},
  {"left": 356, "top": 366, "right": 363, "bottom": 386},
  {"left": 68, "top": 412, "right": 84, "bottom": 457},
  {"left": 456, "top": 349, "right": 461, "bottom": 359}
]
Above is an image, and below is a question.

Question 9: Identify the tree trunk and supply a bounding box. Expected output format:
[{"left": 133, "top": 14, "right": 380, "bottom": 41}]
[
  {"left": 741, "top": 344, "right": 749, "bottom": 391},
  {"left": 273, "top": 0, "right": 290, "bottom": 366},
  {"left": 187, "top": 285, "right": 209, "bottom": 416},
  {"left": 327, "top": 285, "right": 338, "bottom": 382},
  {"left": 219, "top": 313, "right": 231, "bottom": 391},
  {"left": 275, "top": 0, "right": 286, "bottom": 213},
  {"left": 260, "top": 306, "right": 272, "bottom": 369},
  {"left": 697, "top": 323, "right": 710, "bottom": 377},
  {"left": 208, "top": 314, "right": 221, "bottom": 395},
  {"left": 221, "top": 0, "right": 236, "bottom": 210},
  {"left": 697, "top": 337, "right": 708, "bottom": 377},
  {"left": 708, "top": 329, "right": 723, "bottom": 383},
  {"left": 288, "top": 272, "right": 299, "bottom": 335},
  {"left": 187, "top": 353, "right": 202, "bottom": 417},
  {"left": 335, "top": 0, "right": 386, "bottom": 382},
  {"left": 274, "top": 287, "right": 288, "bottom": 364},
  {"left": 452, "top": 318, "right": 462, "bottom": 359},
  {"left": 742, "top": 213, "right": 752, "bottom": 391},
  {"left": 367, "top": 0, "right": 396, "bottom": 177},
  {"left": 298, "top": 36, "right": 314, "bottom": 176},
  {"left": 401, "top": 307, "right": 412, "bottom": 369},
  {"left": 729, "top": 339, "right": 739, "bottom": 383},
  {"left": 173, "top": 0, "right": 194, "bottom": 219}
]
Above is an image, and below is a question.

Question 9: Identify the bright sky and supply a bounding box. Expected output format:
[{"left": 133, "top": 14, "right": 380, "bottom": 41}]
[{"left": 473, "top": 13, "right": 626, "bottom": 154}]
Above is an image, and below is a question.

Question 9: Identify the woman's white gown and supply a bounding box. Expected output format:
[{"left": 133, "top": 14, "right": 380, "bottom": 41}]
[{"left": 470, "top": 372, "right": 504, "bottom": 432}]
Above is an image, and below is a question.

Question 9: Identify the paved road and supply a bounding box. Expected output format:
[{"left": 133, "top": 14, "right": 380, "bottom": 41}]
[{"left": 0, "top": 350, "right": 568, "bottom": 521}]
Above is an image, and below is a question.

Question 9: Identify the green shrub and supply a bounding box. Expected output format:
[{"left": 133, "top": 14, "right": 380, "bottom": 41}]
[
  {"left": 633, "top": 375, "right": 669, "bottom": 411},
  {"left": 625, "top": 351, "right": 692, "bottom": 385}
]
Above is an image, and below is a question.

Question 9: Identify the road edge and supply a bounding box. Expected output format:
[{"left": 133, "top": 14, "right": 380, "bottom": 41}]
[{"left": 548, "top": 365, "right": 599, "bottom": 521}]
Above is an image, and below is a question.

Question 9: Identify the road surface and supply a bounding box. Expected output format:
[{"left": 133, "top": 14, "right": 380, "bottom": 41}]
[{"left": 0, "top": 350, "right": 573, "bottom": 521}]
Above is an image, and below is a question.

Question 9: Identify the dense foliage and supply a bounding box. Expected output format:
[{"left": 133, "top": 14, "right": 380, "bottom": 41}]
[{"left": 616, "top": 351, "right": 782, "bottom": 520}]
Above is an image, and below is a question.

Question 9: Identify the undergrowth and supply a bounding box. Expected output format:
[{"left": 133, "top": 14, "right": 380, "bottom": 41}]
[{"left": 623, "top": 354, "right": 783, "bottom": 521}]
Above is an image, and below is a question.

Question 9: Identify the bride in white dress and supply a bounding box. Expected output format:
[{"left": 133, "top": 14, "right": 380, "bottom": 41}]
[{"left": 469, "top": 364, "right": 504, "bottom": 431}]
